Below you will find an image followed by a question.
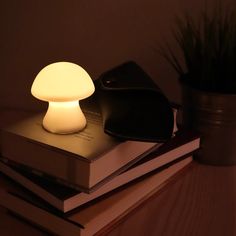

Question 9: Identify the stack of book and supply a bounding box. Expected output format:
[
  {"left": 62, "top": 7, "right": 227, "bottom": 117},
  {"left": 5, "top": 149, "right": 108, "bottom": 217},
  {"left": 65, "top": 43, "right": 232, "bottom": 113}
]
[{"left": 0, "top": 102, "right": 200, "bottom": 236}]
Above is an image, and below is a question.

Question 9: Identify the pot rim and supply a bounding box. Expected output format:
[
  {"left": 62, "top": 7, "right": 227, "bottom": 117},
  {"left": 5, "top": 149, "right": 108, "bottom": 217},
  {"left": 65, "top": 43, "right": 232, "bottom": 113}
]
[{"left": 180, "top": 81, "right": 236, "bottom": 98}]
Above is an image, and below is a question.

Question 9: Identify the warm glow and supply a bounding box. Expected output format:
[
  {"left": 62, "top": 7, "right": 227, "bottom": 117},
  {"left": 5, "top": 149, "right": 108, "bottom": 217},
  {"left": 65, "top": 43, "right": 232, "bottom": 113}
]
[
  {"left": 31, "top": 62, "right": 95, "bottom": 134},
  {"left": 43, "top": 101, "right": 86, "bottom": 134}
]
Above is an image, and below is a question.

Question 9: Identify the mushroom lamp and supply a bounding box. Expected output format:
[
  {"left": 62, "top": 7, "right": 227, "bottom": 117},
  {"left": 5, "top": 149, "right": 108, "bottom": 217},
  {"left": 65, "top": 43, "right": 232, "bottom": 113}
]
[{"left": 31, "top": 62, "right": 95, "bottom": 134}]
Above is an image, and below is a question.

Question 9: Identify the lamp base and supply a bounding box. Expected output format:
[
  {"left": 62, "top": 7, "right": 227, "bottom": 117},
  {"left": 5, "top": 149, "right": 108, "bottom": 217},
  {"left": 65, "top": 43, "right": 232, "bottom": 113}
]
[{"left": 43, "top": 101, "right": 86, "bottom": 134}]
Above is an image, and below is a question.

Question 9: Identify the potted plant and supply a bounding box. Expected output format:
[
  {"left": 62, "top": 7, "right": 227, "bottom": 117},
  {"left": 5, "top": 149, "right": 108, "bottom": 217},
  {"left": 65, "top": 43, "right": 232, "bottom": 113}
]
[{"left": 160, "top": 3, "right": 236, "bottom": 165}]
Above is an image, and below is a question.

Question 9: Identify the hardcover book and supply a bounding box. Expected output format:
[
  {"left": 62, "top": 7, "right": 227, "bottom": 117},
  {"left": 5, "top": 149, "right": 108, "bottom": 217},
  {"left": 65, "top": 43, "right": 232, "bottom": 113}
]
[
  {"left": 0, "top": 156, "right": 193, "bottom": 236},
  {"left": 0, "top": 91, "right": 179, "bottom": 193},
  {"left": 0, "top": 130, "right": 200, "bottom": 212},
  {"left": 0, "top": 108, "right": 160, "bottom": 193}
]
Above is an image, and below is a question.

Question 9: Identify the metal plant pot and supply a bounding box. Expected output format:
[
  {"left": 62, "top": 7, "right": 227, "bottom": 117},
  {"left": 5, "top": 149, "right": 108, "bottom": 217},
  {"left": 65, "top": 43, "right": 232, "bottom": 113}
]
[{"left": 181, "top": 83, "right": 236, "bottom": 166}]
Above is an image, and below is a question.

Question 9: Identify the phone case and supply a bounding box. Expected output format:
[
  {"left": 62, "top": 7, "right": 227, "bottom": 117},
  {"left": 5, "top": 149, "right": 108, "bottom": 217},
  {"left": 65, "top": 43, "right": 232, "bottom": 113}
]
[{"left": 96, "top": 61, "right": 174, "bottom": 142}]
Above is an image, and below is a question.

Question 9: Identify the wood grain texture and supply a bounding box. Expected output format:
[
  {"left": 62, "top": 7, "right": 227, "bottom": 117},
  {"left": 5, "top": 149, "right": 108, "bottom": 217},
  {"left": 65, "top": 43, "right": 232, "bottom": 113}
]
[
  {"left": 101, "top": 162, "right": 236, "bottom": 236},
  {"left": 1, "top": 161, "right": 236, "bottom": 236}
]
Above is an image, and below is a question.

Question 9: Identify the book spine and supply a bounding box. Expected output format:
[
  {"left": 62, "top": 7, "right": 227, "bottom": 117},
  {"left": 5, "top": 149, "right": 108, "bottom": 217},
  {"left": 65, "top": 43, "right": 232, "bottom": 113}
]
[{"left": 0, "top": 157, "right": 85, "bottom": 192}]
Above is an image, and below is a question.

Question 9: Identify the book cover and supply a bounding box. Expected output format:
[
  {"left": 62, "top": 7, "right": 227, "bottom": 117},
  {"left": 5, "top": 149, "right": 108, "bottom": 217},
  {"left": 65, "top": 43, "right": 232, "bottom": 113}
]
[
  {"left": 0, "top": 130, "right": 200, "bottom": 212},
  {"left": 0, "top": 99, "right": 160, "bottom": 192},
  {"left": 0, "top": 156, "right": 193, "bottom": 236}
]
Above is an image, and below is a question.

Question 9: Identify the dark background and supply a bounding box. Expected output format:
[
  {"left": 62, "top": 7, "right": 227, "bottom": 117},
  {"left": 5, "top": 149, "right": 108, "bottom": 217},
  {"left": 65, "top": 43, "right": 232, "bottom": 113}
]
[{"left": 0, "top": 0, "right": 234, "bottom": 111}]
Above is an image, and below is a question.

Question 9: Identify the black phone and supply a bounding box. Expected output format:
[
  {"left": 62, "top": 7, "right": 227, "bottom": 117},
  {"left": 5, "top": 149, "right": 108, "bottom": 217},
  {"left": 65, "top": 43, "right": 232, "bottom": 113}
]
[{"left": 96, "top": 61, "right": 174, "bottom": 142}]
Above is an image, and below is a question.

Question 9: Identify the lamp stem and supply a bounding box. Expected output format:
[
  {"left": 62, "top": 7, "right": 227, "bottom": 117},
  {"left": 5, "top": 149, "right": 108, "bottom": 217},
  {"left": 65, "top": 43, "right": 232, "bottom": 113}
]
[{"left": 43, "top": 100, "right": 86, "bottom": 134}]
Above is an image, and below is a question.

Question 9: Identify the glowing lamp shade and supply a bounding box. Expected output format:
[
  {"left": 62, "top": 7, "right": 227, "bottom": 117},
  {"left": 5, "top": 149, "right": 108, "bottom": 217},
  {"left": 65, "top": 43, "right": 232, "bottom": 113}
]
[{"left": 31, "top": 62, "right": 95, "bottom": 134}]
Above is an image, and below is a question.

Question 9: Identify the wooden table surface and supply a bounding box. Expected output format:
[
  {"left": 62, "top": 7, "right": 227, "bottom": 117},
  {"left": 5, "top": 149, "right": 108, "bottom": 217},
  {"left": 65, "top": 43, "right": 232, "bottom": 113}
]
[
  {"left": 1, "top": 110, "right": 236, "bottom": 236},
  {"left": 1, "top": 161, "right": 236, "bottom": 236}
]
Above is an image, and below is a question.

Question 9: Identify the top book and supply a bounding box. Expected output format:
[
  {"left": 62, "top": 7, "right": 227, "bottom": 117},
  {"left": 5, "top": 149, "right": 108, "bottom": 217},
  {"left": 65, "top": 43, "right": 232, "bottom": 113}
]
[{"left": 0, "top": 97, "right": 163, "bottom": 193}]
